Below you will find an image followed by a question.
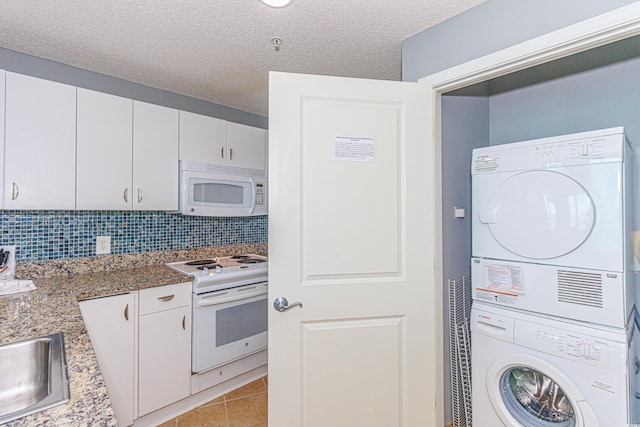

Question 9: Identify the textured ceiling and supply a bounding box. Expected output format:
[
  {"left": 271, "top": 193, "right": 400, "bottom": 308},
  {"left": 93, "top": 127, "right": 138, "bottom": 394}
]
[{"left": 0, "top": 0, "right": 485, "bottom": 116}]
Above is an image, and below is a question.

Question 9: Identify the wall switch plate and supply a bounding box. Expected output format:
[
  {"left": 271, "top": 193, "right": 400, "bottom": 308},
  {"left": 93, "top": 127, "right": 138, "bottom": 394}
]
[{"left": 96, "top": 236, "right": 111, "bottom": 255}]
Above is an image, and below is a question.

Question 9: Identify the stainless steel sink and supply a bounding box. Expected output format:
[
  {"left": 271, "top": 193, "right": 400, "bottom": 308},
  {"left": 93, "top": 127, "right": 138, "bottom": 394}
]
[{"left": 0, "top": 332, "right": 70, "bottom": 424}]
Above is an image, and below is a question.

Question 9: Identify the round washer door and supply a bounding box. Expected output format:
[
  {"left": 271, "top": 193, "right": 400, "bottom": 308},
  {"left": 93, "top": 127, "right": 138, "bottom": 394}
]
[
  {"left": 487, "top": 354, "right": 598, "bottom": 427},
  {"left": 479, "top": 170, "right": 595, "bottom": 259}
]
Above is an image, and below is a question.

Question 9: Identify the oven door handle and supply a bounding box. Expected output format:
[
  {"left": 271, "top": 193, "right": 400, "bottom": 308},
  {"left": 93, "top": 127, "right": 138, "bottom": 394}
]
[{"left": 196, "top": 287, "right": 267, "bottom": 306}]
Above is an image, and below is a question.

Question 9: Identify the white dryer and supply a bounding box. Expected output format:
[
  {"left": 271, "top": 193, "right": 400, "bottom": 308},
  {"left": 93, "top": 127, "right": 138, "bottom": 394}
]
[
  {"left": 471, "top": 301, "right": 640, "bottom": 427},
  {"left": 471, "top": 127, "right": 634, "bottom": 327}
]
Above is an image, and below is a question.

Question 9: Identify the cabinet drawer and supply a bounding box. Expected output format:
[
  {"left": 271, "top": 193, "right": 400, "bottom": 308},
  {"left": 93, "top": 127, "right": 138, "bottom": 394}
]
[{"left": 139, "top": 282, "right": 191, "bottom": 315}]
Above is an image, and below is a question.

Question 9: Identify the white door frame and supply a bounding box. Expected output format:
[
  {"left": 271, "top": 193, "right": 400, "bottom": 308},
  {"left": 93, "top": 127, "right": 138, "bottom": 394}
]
[{"left": 418, "top": 3, "right": 640, "bottom": 425}]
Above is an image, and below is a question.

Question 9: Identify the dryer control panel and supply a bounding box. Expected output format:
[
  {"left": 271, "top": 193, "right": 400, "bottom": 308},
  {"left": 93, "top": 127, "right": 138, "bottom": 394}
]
[{"left": 472, "top": 127, "right": 626, "bottom": 174}]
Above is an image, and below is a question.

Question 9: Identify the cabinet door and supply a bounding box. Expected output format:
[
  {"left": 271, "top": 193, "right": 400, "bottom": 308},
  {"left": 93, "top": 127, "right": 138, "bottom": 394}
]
[
  {"left": 77, "top": 88, "right": 133, "bottom": 210},
  {"left": 4, "top": 72, "right": 76, "bottom": 209},
  {"left": 0, "top": 70, "right": 5, "bottom": 208},
  {"left": 226, "top": 121, "right": 267, "bottom": 171},
  {"left": 138, "top": 305, "right": 191, "bottom": 416},
  {"left": 133, "top": 101, "right": 179, "bottom": 210},
  {"left": 179, "top": 110, "right": 226, "bottom": 164},
  {"left": 79, "top": 293, "right": 136, "bottom": 427}
]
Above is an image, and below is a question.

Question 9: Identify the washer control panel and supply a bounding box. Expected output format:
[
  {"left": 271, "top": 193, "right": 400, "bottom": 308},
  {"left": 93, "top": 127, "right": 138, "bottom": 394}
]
[{"left": 515, "top": 320, "right": 627, "bottom": 371}]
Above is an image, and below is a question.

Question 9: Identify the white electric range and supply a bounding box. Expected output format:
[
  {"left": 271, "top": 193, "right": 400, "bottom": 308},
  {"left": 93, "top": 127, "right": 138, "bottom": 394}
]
[{"left": 167, "top": 254, "right": 268, "bottom": 375}]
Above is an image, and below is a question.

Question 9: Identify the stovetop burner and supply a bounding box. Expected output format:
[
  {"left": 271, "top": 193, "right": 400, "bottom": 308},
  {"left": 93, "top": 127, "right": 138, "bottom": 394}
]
[
  {"left": 236, "top": 258, "right": 266, "bottom": 264},
  {"left": 166, "top": 254, "right": 268, "bottom": 294},
  {"left": 196, "top": 264, "right": 220, "bottom": 270},
  {"left": 185, "top": 259, "right": 218, "bottom": 266}
]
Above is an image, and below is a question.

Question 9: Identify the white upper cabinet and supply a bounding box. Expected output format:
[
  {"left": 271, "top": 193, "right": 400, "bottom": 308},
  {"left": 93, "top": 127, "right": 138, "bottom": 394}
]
[
  {"left": 4, "top": 72, "right": 77, "bottom": 209},
  {"left": 179, "top": 111, "right": 267, "bottom": 172},
  {"left": 179, "top": 110, "right": 227, "bottom": 165},
  {"left": 133, "top": 101, "right": 179, "bottom": 211},
  {"left": 0, "top": 70, "right": 5, "bottom": 208},
  {"left": 226, "top": 121, "right": 267, "bottom": 171},
  {"left": 77, "top": 88, "right": 133, "bottom": 210},
  {"left": 76, "top": 92, "right": 178, "bottom": 211}
]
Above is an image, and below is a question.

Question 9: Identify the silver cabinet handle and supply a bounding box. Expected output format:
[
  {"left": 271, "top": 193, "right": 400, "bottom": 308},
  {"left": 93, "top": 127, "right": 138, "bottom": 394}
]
[
  {"left": 182, "top": 315, "right": 186, "bottom": 330},
  {"left": 11, "top": 183, "right": 19, "bottom": 200},
  {"left": 158, "top": 294, "right": 175, "bottom": 302},
  {"left": 124, "top": 303, "right": 129, "bottom": 321},
  {"left": 221, "top": 147, "right": 224, "bottom": 159},
  {"left": 123, "top": 188, "right": 129, "bottom": 203},
  {"left": 137, "top": 188, "right": 143, "bottom": 203},
  {"left": 229, "top": 148, "right": 234, "bottom": 160},
  {"left": 273, "top": 296, "right": 303, "bottom": 312}
]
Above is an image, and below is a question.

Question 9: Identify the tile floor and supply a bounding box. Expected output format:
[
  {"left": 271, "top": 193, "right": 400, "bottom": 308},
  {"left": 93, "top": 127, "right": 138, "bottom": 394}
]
[{"left": 158, "top": 376, "right": 268, "bottom": 427}]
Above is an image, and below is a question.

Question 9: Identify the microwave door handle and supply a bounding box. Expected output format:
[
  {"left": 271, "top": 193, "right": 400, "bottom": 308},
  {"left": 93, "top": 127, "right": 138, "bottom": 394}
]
[
  {"left": 249, "top": 178, "right": 257, "bottom": 215},
  {"left": 196, "top": 288, "right": 267, "bottom": 306}
]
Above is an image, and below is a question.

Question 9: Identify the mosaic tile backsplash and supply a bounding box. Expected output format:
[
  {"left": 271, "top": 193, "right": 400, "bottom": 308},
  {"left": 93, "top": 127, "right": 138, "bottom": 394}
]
[{"left": 0, "top": 210, "right": 267, "bottom": 263}]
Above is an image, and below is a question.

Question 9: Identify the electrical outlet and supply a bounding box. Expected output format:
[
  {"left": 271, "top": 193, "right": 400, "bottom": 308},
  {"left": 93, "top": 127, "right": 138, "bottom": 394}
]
[{"left": 96, "top": 236, "right": 111, "bottom": 255}]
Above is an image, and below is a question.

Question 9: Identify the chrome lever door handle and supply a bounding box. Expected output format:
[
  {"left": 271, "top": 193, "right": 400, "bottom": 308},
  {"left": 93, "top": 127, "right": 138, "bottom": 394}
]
[{"left": 273, "top": 296, "right": 303, "bottom": 312}]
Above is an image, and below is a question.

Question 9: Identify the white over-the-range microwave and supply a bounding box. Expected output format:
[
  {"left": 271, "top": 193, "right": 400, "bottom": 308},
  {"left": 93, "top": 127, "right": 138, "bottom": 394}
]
[{"left": 179, "top": 160, "right": 267, "bottom": 217}]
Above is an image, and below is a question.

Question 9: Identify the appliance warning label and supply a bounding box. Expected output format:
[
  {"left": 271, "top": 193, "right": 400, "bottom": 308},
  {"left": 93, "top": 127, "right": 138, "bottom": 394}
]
[
  {"left": 475, "top": 263, "right": 524, "bottom": 305},
  {"left": 473, "top": 153, "right": 501, "bottom": 173},
  {"left": 483, "top": 263, "right": 525, "bottom": 293}
]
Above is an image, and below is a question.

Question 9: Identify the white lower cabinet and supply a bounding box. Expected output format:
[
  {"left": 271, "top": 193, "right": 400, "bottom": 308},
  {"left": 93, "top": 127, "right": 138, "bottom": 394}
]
[
  {"left": 79, "top": 293, "right": 136, "bottom": 427},
  {"left": 79, "top": 283, "right": 191, "bottom": 426},
  {"left": 138, "top": 283, "right": 191, "bottom": 416}
]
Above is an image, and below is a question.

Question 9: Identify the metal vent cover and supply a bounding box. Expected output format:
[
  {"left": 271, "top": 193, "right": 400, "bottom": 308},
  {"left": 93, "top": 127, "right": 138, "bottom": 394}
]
[{"left": 557, "top": 270, "right": 603, "bottom": 308}]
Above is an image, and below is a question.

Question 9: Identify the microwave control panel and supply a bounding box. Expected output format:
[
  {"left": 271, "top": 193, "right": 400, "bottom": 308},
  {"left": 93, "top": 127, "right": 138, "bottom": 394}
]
[{"left": 255, "top": 183, "right": 265, "bottom": 206}]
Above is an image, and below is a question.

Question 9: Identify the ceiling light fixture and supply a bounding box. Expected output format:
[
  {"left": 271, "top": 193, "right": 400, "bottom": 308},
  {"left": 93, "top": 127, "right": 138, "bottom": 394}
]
[{"left": 260, "top": 0, "right": 292, "bottom": 8}]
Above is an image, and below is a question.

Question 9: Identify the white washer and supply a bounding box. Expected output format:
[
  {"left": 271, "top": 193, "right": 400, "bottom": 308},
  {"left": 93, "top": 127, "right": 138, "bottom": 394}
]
[
  {"left": 471, "top": 127, "right": 634, "bottom": 327},
  {"left": 471, "top": 301, "right": 640, "bottom": 427}
]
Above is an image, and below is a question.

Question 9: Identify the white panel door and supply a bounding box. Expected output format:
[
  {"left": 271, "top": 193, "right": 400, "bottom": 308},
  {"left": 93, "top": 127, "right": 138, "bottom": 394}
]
[
  {"left": 4, "top": 72, "right": 76, "bottom": 209},
  {"left": 77, "top": 88, "right": 133, "bottom": 210},
  {"left": 268, "top": 72, "right": 434, "bottom": 427},
  {"left": 133, "top": 101, "right": 179, "bottom": 210}
]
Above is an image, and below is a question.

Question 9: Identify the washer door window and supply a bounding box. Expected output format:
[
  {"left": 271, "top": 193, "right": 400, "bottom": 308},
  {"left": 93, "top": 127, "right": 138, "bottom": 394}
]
[
  {"left": 501, "top": 366, "right": 575, "bottom": 426},
  {"left": 479, "top": 170, "right": 595, "bottom": 259}
]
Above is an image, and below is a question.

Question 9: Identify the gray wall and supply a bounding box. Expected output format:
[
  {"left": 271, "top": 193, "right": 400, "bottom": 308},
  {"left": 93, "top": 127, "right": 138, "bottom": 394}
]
[
  {"left": 489, "top": 56, "right": 640, "bottom": 145},
  {"left": 440, "top": 95, "right": 488, "bottom": 421},
  {"left": 0, "top": 47, "right": 267, "bottom": 129},
  {"left": 401, "top": 1, "right": 640, "bottom": 424},
  {"left": 402, "top": 0, "right": 638, "bottom": 82}
]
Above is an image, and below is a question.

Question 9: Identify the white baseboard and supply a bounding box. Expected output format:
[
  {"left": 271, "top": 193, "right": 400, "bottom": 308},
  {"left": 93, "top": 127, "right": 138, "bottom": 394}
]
[{"left": 133, "top": 363, "right": 267, "bottom": 427}]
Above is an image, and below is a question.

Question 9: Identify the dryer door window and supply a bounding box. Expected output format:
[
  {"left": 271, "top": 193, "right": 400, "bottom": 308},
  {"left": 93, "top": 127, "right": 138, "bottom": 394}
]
[
  {"left": 480, "top": 170, "right": 595, "bottom": 259},
  {"left": 500, "top": 366, "right": 576, "bottom": 427}
]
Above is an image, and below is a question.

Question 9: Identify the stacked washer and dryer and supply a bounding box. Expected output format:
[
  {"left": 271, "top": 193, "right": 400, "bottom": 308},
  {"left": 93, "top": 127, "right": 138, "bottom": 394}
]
[{"left": 470, "top": 127, "right": 640, "bottom": 426}]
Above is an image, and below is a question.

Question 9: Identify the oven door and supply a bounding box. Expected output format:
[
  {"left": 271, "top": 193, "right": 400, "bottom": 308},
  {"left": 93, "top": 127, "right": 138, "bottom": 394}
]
[{"left": 192, "top": 282, "right": 268, "bottom": 373}]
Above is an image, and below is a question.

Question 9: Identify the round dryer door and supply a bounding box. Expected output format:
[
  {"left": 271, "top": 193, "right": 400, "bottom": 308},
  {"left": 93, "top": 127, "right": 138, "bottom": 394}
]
[
  {"left": 479, "top": 170, "right": 595, "bottom": 259},
  {"left": 487, "top": 354, "right": 598, "bottom": 427}
]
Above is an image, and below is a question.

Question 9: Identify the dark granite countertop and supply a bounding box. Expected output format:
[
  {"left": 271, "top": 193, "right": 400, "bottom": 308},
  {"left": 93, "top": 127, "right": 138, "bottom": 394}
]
[
  {"left": 0, "top": 265, "right": 187, "bottom": 426},
  {"left": 0, "top": 242, "right": 267, "bottom": 426}
]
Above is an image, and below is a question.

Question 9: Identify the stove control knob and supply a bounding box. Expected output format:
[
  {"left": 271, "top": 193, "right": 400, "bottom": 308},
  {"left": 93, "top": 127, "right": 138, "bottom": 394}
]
[
  {"left": 214, "top": 265, "right": 222, "bottom": 273},
  {"left": 201, "top": 267, "right": 209, "bottom": 275}
]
